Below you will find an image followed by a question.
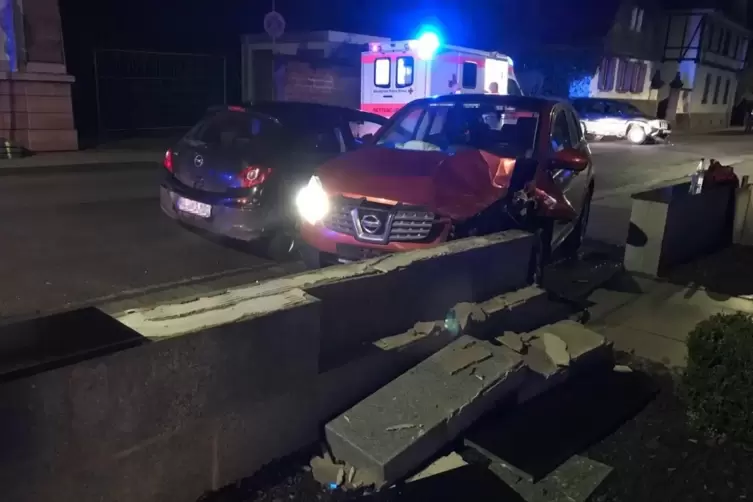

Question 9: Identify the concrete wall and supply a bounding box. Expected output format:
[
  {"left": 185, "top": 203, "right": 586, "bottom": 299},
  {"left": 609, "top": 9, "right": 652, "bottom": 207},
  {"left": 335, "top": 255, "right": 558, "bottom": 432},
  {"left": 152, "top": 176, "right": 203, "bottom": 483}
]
[{"left": 0, "top": 230, "right": 555, "bottom": 502}]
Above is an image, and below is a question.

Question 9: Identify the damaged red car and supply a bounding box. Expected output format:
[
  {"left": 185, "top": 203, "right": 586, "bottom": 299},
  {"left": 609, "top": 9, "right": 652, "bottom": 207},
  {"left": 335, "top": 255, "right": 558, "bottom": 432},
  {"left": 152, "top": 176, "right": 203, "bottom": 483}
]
[{"left": 295, "top": 94, "right": 594, "bottom": 280}]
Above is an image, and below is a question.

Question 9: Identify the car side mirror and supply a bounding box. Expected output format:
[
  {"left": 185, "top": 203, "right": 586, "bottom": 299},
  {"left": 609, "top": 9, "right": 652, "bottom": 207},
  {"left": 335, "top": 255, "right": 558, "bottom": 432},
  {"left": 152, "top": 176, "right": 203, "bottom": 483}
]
[{"left": 550, "top": 148, "right": 589, "bottom": 172}]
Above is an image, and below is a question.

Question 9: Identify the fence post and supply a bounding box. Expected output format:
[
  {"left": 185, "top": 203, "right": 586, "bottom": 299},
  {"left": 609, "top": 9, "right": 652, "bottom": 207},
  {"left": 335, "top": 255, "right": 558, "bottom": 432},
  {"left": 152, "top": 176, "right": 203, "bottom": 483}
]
[
  {"left": 93, "top": 49, "right": 104, "bottom": 145},
  {"left": 223, "top": 56, "right": 227, "bottom": 105}
]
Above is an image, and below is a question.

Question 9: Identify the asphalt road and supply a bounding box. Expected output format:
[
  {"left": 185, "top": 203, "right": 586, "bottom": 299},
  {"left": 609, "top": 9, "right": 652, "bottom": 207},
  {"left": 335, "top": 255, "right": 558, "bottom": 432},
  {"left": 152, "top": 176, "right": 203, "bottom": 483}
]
[{"left": 1, "top": 132, "right": 751, "bottom": 319}]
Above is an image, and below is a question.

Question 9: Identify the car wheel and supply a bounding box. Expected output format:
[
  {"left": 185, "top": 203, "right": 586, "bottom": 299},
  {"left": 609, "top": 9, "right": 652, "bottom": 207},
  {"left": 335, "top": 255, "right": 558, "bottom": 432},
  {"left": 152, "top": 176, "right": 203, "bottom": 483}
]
[
  {"left": 261, "top": 230, "right": 297, "bottom": 262},
  {"left": 627, "top": 124, "right": 647, "bottom": 144},
  {"left": 561, "top": 186, "right": 593, "bottom": 261}
]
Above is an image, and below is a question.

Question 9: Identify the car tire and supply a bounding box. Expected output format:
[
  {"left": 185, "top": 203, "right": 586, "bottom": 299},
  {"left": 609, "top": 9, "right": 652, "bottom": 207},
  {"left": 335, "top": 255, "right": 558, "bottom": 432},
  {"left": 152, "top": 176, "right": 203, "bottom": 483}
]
[
  {"left": 627, "top": 124, "right": 648, "bottom": 144},
  {"left": 561, "top": 186, "right": 593, "bottom": 261},
  {"left": 260, "top": 230, "right": 297, "bottom": 262}
]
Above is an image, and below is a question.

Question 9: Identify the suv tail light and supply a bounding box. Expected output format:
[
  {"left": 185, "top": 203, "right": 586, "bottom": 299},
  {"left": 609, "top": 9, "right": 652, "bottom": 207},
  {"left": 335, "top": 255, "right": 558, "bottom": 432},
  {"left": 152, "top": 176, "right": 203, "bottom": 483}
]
[
  {"left": 240, "top": 165, "right": 272, "bottom": 188},
  {"left": 163, "top": 149, "right": 173, "bottom": 172}
]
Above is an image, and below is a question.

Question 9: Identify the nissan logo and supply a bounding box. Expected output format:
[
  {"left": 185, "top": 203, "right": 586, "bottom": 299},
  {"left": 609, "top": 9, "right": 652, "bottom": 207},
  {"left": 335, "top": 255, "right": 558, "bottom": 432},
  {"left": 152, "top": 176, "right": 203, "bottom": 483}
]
[
  {"left": 360, "top": 214, "right": 382, "bottom": 234},
  {"left": 194, "top": 154, "right": 204, "bottom": 167}
]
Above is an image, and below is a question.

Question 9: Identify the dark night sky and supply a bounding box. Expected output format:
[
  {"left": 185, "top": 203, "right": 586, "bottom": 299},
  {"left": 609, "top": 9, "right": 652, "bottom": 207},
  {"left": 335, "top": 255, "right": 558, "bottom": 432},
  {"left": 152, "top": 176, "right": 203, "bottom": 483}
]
[{"left": 58, "top": 0, "right": 534, "bottom": 54}]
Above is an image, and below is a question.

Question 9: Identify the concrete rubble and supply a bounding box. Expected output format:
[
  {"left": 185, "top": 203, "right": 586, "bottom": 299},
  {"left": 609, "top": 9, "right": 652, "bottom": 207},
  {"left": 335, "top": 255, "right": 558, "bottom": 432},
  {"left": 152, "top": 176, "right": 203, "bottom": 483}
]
[{"left": 324, "top": 319, "right": 614, "bottom": 487}]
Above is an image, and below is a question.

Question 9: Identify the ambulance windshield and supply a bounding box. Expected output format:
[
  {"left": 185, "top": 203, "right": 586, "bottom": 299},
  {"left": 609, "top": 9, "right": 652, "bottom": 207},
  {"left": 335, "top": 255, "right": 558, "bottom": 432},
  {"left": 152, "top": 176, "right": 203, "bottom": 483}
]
[{"left": 376, "top": 101, "right": 538, "bottom": 158}]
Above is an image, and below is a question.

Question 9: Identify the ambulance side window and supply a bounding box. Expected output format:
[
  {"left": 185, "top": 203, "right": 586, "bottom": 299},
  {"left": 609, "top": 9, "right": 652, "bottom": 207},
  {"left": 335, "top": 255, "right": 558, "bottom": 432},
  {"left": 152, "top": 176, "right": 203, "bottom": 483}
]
[
  {"left": 374, "top": 58, "right": 391, "bottom": 88},
  {"left": 396, "top": 57, "right": 414, "bottom": 88},
  {"left": 462, "top": 62, "right": 478, "bottom": 89}
]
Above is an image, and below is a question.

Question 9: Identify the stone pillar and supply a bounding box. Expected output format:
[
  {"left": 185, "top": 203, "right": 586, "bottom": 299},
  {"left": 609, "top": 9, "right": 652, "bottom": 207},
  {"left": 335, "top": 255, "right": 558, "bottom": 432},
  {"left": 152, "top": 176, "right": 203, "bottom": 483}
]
[{"left": 0, "top": 0, "right": 78, "bottom": 152}]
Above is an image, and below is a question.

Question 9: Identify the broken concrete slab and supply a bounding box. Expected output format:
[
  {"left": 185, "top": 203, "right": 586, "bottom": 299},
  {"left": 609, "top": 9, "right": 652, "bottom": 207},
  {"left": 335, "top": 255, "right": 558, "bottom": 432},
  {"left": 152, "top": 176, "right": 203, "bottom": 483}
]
[
  {"left": 534, "top": 332, "right": 571, "bottom": 367},
  {"left": 488, "top": 455, "right": 613, "bottom": 502},
  {"left": 529, "top": 320, "right": 613, "bottom": 370},
  {"left": 496, "top": 332, "right": 525, "bottom": 353},
  {"left": 517, "top": 322, "right": 612, "bottom": 404},
  {"left": 325, "top": 335, "right": 526, "bottom": 486},
  {"left": 446, "top": 302, "right": 488, "bottom": 337},
  {"left": 435, "top": 340, "right": 493, "bottom": 375},
  {"left": 407, "top": 452, "right": 468, "bottom": 483},
  {"left": 479, "top": 286, "right": 578, "bottom": 335}
]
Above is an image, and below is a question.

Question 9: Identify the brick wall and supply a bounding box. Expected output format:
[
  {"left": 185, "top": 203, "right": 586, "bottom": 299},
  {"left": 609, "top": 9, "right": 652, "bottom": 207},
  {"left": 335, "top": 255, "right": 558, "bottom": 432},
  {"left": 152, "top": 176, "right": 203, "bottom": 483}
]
[
  {"left": 279, "top": 60, "right": 360, "bottom": 109},
  {"left": 0, "top": 76, "right": 78, "bottom": 151}
]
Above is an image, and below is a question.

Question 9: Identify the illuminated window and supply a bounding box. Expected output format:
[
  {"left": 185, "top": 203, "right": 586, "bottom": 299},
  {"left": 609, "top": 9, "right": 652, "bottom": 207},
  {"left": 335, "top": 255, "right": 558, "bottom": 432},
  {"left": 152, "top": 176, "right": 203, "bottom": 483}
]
[
  {"left": 462, "top": 62, "right": 478, "bottom": 89},
  {"left": 630, "top": 7, "right": 644, "bottom": 32},
  {"left": 374, "top": 58, "right": 391, "bottom": 88},
  {"left": 396, "top": 57, "right": 414, "bottom": 87}
]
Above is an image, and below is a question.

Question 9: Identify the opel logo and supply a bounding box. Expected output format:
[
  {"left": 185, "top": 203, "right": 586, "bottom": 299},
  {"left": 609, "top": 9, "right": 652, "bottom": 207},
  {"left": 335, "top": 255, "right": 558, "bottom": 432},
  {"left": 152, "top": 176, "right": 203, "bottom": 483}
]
[
  {"left": 194, "top": 154, "right": 204, "bottom": 167},
  {"left": 360, "top": 214, "right": 382, "bottom": 234}
]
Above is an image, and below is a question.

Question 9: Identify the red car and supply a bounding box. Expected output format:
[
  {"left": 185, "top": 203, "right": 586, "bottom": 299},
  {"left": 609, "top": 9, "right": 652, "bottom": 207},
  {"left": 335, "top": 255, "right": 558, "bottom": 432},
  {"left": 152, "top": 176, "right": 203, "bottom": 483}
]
[{"left": 295, "top": 94, "right": 594, "bottom": 280}]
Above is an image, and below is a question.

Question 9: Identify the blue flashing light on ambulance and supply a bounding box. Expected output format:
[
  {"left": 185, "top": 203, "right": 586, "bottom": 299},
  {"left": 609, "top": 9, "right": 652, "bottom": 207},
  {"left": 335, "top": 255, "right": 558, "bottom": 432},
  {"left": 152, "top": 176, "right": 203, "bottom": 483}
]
[{"left": 361, "top": 30, "right": 522, "bottom": 118}]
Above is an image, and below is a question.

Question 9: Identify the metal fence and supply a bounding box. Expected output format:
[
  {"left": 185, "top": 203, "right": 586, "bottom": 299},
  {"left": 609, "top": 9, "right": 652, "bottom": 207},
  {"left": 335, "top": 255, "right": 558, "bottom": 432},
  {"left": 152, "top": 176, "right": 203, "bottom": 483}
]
[{"left": 93, "top": 49, "right": 226, "bottom": 138}]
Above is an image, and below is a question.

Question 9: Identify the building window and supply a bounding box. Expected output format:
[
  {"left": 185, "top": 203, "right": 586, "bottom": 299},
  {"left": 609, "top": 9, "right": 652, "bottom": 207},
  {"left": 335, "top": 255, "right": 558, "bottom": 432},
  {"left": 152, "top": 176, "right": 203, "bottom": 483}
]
[
  {"left": 716, "top": 29, "right": 725, "bottom": 53},
  {"left": 597, "top": 57, "right": 617, "bottom": 91},
  {"left": 630, "top": 7, "right": 644, "bottom": 32},
  {"left": 712, "top": 75, "right": 722, "bottom": 104},
  {"left": 396, "top": 57, "right": 414, "bottom": 88},
  {"left": 706, "top": 26, "right": 715, "bottom": 50},
  {"left": 374, "top": 58, "right": 391, "bottom": 88},
  {"left": 701, "top": 74, "right": 712, "bottom": 104},
  {"left": 461, "top": 62, "right": 478, "bottom": 89},
  {"left": 733, "top": 36, "right": 740, "bottom": 60},
  {"left": 722, "top": 31, "right": 731, "bottom": 56},
  {"left": 617, "top": 60, "right": 645, "bottom": 93},
  {"left": 630, "top": 62, "right": 647, "bottom": 93},
  {"left": 723, "top": 78, "right": 731, "bottom": 104}
]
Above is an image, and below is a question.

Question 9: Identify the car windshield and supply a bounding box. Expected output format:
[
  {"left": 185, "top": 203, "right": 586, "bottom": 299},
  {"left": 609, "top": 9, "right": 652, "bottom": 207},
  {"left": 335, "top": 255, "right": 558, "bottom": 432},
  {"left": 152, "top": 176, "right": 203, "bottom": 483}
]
[
  {"left": 185, "top": 111, "right": 284, "bottom": 149},
  {"left": 375, "top": 101, "right": 539, "bottom": 158}
]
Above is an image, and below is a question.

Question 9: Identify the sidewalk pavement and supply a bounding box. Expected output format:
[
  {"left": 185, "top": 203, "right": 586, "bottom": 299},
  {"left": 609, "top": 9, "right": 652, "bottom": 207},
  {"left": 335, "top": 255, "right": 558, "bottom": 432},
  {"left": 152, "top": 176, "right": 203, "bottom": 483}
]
[
  {"left": 0, "top": 148, "right": 162, "bottom": 171},
  {"left": 584, "top": 246, "right": 753, "bottom": 370}
]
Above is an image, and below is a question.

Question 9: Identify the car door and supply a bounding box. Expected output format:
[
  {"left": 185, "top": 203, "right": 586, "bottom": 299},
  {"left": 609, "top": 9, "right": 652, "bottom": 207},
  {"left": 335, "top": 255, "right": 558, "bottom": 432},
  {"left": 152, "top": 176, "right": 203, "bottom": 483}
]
[{"left": 548, "top": 105, "right": 589, "bottom": 246}]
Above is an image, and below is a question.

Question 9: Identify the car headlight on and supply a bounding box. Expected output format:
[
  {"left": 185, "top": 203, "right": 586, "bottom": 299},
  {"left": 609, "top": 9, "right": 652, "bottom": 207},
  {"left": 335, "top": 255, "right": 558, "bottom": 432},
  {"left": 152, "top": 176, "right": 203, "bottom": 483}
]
[{"left": 295, "top": 175, "right": 330, "bottom": 225}]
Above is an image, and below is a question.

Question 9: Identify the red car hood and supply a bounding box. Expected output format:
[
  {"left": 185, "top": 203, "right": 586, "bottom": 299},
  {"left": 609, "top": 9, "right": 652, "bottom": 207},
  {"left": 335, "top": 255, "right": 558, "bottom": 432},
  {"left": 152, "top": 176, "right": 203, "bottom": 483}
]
[{"left": 317, "top": 147, "right": 516, "bottom": 220}]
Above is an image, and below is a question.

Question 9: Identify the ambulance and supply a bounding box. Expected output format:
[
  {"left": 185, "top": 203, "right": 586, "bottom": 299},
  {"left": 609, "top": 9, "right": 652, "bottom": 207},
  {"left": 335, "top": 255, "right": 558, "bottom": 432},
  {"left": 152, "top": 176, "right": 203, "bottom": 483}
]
[{"left": 360, "top": 32, "right": 523, "bottom": 118}]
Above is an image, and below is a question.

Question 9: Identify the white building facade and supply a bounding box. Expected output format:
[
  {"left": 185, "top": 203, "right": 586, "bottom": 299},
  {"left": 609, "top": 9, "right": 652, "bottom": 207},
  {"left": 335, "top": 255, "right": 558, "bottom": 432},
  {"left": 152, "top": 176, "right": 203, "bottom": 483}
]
[{"left": 660, "top": 9, "right": 749, "bottom": 129}]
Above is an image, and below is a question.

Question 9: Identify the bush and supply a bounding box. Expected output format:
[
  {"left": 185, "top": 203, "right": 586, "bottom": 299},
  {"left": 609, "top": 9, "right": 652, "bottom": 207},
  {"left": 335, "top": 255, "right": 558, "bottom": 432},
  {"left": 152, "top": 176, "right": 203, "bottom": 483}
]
[{"left": 682, "top": 312, "right": 753, "bottom": 442}]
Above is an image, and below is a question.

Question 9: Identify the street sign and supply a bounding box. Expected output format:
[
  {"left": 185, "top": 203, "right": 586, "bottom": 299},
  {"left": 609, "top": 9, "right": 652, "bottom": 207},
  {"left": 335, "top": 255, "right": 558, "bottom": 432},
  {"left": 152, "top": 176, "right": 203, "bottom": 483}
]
[{"left": 264, "top": 11, "right": 285, "bottom": 40}]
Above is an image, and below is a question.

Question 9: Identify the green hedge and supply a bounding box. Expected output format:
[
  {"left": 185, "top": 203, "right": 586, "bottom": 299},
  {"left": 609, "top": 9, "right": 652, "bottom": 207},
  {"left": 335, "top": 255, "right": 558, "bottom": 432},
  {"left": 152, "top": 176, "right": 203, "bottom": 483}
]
[{"left": 683, "top": 312, "right": 753, "bottom": 442}]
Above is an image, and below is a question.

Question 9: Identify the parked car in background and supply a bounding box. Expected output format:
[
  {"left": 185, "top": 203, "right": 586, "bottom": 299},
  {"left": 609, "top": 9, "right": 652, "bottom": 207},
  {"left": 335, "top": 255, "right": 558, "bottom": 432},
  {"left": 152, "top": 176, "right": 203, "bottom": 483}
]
[
  {"left": 572, "top": 98, "right": 671, "bottom": 144},
  {"left": 295, "top": 94, "right": 595, "bottom": 281},
  {"left": 160, "top": 102, "right": 387, "bottom": 258}
]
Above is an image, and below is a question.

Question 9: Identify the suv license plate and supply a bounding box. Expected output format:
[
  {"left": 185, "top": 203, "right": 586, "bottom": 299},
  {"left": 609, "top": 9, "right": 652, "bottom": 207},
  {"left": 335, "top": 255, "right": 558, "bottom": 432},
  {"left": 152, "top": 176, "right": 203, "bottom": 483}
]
[{"left": 177, "top": 197, "right": 211, "bottom": 218}]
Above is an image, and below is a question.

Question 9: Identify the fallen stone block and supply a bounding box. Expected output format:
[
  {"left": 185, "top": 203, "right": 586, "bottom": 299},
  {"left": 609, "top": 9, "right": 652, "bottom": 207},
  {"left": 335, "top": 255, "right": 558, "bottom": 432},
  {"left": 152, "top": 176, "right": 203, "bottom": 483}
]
[
  {"left": 511, "top": 321, "right": 614, "bottom": 403},
  {"left": 479, "top": 286, "right": 577, "bottom": 335},
  {"left": 488, "top": 455, "right": 613, "bottom": 502},
  {"left": 407, "top": 452, "right": 468, "bottom": 483},
  {"left": 528, "top": 320, "right": 613, "bottom": 371},
  {"left": 325, "top": 335, "right": 526, "bottom": 486}
]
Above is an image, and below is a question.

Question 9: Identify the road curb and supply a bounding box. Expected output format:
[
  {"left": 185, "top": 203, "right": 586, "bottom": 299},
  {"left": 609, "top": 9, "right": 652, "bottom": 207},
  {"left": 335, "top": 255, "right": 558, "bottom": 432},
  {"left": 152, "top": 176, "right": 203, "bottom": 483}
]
[{"left": 0, "top": 160, "right": 159, "bottom": 177}]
